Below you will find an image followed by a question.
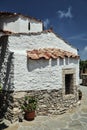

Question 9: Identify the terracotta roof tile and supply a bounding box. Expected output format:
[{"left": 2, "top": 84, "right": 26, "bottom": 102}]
[{"left": 27, "top": 48, "right": 79, "bottom": 60}]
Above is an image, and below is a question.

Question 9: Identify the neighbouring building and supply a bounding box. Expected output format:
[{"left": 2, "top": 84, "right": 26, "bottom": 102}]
[
  {"left": 0, "top": 12, "right": 80, "bottom": 122},
  {"left": 81, "top": 74, "right": 87, "bottom": 86}
]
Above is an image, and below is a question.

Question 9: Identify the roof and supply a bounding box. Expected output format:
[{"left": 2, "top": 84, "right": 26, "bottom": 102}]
[
  {"left": 0, "top": 11, "right": 42, "bottom": 23},
  {"left": 27, "top": 48, "right": 79, "bottom": 60}
]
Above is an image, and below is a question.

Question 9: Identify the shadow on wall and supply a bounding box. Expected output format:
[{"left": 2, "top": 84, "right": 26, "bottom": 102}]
[
  {"left": 27, "top": 58, "right": 58, "bottom": 72},
  {"left": 69, "top": 58, "right": 78, "bottom": 64},
  {"left": 0, "top": 36, "right": 14, "bottom": 90},
  {"left": 27, "top": 58, "right": 49, "bottom": 72},
  {"left": 0, "top": 36, "right": 8, "bottom": 75},
  {"left": 51, "top": 59, "right": 57, "bottom": 66},
  {"left": 3, "top": 52, "right": 14, "bottom": 90},
  {"left": 0, "top": 16, "right": 18, "bottom": 30},
  {"left": 0, "top": 36, "right": 14, "bottom": 121},
  {"left": 0, "top": 21, "right": 4, "bottom": 30}
]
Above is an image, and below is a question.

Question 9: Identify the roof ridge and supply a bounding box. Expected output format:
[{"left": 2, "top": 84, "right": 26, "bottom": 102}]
[{"left": 0, "top": 11, "right": 42, "bottom": 23}]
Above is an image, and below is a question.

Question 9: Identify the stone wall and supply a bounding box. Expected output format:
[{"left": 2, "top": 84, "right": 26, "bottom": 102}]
[
  {"left": 7, "top": 33, "right": 79, "bottom": 91},
  {"left": 0, "top": 88, "right": 78, "bottom": 122},
  {"left": 0, "top": 33, "right": 79, "bottom": 122},
  {"left": 0, "top": 91, "right": 14, "bottom": 122}
]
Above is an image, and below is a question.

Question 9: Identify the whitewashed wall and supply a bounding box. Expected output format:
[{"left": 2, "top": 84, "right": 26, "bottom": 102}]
[
  {"left": 13, "top": 55, "right": 79, "bottom": 91},
  {"left": 0, "top": 17, "right": 20, "bottom": 33},
  {"left": 19, "top": 18, "right": 43, "bottom": 33},
  {"left": 29, "top": 22, "right": 43, "bottom": 33},
  {"left": 8, "top": 32, "right": 79, "bottom": 91},
  {"left": 9, "top": 32, "right": 78, "bottom": 54},
  {"left": 0, "top": 16, "right": 43, "bottom": 33}
]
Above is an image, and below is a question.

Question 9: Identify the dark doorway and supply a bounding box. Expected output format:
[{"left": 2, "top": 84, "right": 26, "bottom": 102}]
[{"left": 65, "top": 74, "right": 74, "bottom": 94}]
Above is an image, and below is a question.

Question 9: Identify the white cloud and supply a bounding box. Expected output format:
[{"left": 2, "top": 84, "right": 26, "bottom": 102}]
[
  {"left": 44, "top": 19, "right": 50, "bottom": 28},
  {"left": 84, "top": 46, "right": 87, "bottom": 51},
  {"left": 57, "top": 6, "right": 73, "bottom": 19},
  {"left": 68, "top": 34, "right": 87, "bottom": 41}
]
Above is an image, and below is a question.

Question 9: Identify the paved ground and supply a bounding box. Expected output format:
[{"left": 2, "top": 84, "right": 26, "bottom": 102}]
[{"left": 0, "top": 85, "right": 87, "bottom": 130}]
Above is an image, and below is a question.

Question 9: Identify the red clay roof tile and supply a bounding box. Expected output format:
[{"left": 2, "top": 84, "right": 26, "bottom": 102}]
[{"left": 27, "top": 48, "right": 79, "bottom": 60}]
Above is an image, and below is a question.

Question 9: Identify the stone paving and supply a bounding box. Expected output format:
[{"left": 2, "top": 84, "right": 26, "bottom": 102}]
[{"left": 0, "top": 85, "right": 87, "bottom": 130}]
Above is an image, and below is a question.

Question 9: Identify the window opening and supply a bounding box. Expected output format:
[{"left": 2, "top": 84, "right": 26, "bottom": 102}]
[{"left": 28, "top": 22, "right": 30, "bottom": 30}]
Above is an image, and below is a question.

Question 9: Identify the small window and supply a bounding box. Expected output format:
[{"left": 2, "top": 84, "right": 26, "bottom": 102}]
[{"left": 28, "top": 22, "right": 30, "bottom": 30}]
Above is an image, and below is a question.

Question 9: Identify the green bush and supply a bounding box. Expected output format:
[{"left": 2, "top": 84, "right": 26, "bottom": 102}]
[{"left": 21, "top": 96, "right": 37, "bottom": 112}]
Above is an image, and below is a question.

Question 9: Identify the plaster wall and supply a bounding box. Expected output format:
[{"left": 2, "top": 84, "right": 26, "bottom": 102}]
[
  {"left": 0, "top": 17, "right": 43, "bottom": 33},
  {"left": 0, "top": 17, "right": 20, "bottom": 33},
  {"left": 7, "top": 33, "right": 79, "bottom": 91},
  {"left": 19, "top": 18, "right": 43, "bottom": 33},
  {"left": 8, "top": 33, "right": 78, "bottom": 54},
  {"left": 13, "top": 55, "right": 79, "bottom": 91}
]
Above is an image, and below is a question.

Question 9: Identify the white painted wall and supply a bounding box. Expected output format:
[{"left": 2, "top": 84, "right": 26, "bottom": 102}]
[
  {"left": 0, "top": 16, "right": 43, "bottom": 33},
  {"left": 8, "top": 32, "right": 79, "bottom": 91},
  {"left": 29, "top": 22, "right": 43, "bottom": 33},
  {"left": 19, "top": 18, "right": 43, "bottom": 33},
  {"left": 19, "top": 18, "right": 29, "bottom": 33},
  {"left": 13, "top": 56, "right": 79, "bottom": 91},
  {"left": 0, "top": 17, "right": 20, "bottom": 33},
  {"left": 9, "top": 32, "right": 78, "bottom": 54}
]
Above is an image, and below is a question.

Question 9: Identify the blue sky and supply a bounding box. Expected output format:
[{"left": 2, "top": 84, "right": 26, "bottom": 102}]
[{"left": 0, "top": 0, "right": 87, "bottom": 60}]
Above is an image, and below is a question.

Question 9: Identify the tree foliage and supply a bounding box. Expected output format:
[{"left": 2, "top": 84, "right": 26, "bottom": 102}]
[{"left": 80, "top": 60, "right": 87, "bottom": 73}]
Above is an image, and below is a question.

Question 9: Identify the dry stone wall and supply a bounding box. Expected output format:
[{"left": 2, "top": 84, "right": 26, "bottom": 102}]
[{"left": 0, "top": 88, "right": 78, "bottom": 122}]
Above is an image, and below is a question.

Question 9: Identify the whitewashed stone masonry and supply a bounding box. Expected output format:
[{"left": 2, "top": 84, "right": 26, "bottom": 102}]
[{"left": 7, "top": 32, "right": 79, "bottom": 91}]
